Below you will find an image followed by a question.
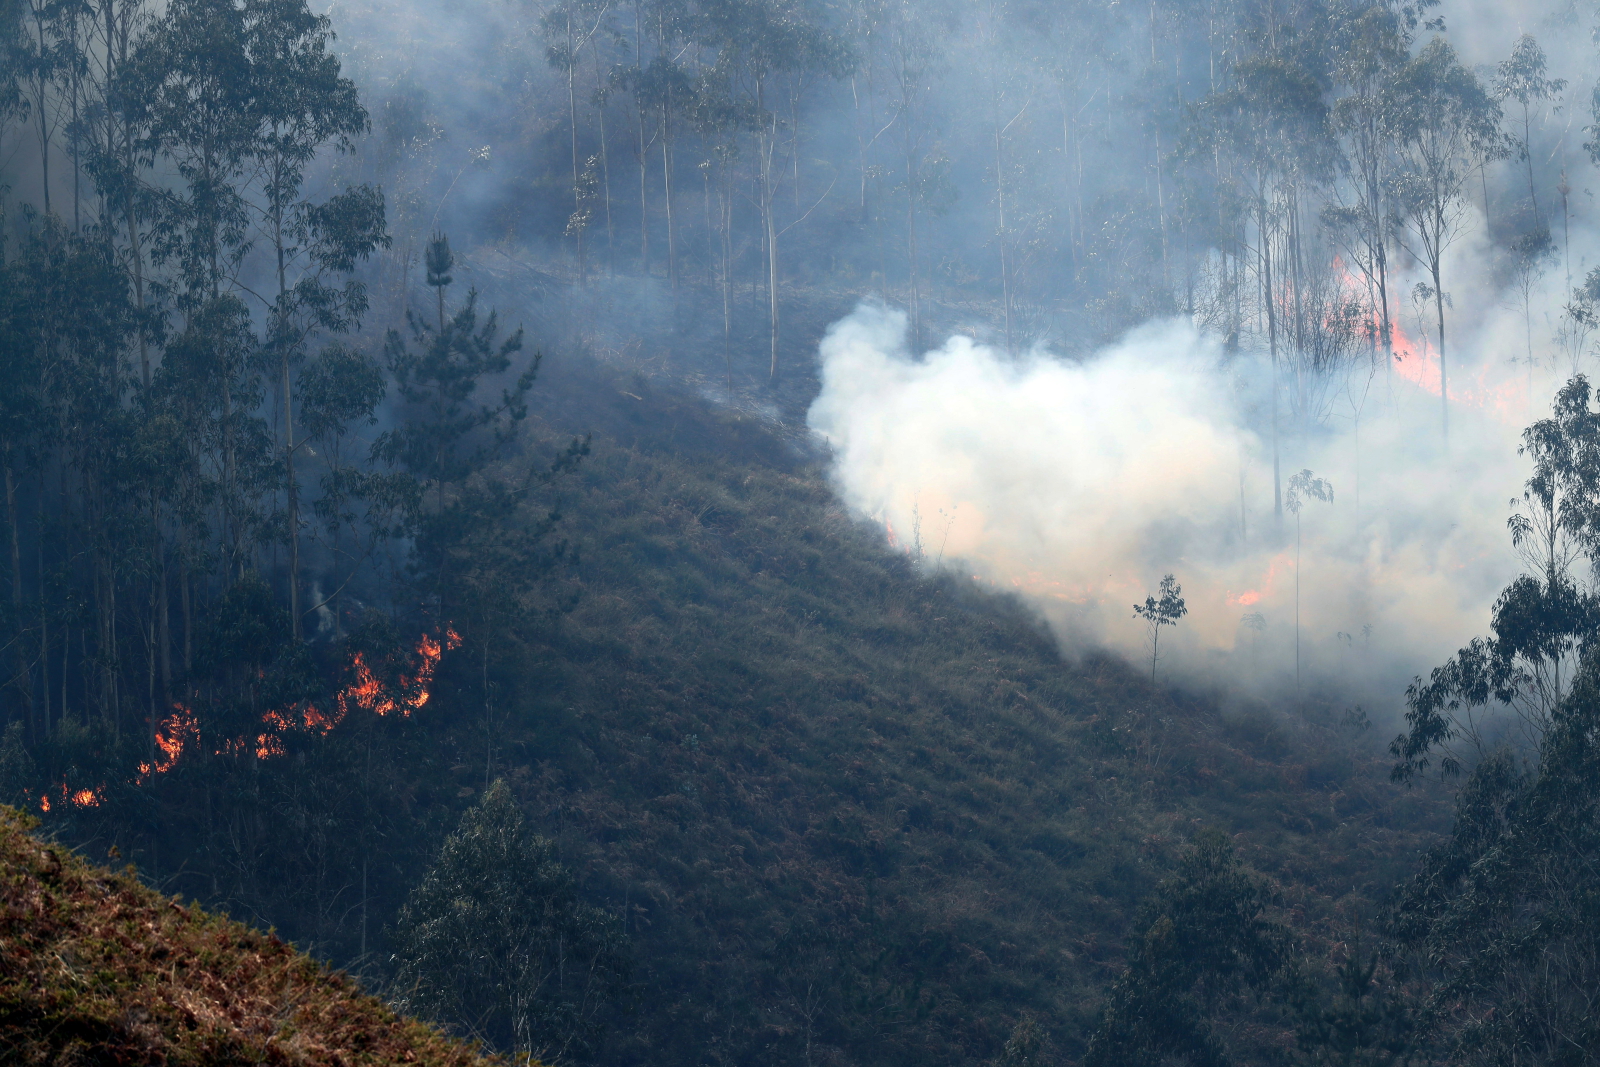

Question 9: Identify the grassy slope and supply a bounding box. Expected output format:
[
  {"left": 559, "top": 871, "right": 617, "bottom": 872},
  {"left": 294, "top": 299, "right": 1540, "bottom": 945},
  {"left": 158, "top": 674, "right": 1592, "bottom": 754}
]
[
  {"left": 456, "top": 355, "right": 1452, "bottom": 1067},
  {"left": 0, "top": 805, "right": 498, "bottom": 1067},
  {"left": 9, "top": 338, "right": 1447, "bottom": 1067}
]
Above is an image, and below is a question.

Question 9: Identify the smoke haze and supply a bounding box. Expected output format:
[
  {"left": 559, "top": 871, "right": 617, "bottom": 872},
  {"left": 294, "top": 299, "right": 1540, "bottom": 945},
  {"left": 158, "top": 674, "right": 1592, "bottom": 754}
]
[{"left": 808, "top": 299, "right": 1533, "bottom": 713}]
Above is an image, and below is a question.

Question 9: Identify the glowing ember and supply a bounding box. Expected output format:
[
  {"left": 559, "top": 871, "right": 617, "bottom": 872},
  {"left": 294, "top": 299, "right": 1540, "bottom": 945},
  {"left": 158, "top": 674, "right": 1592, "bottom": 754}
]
[
  {"left": 40, "top": 783, "right": 104, "bottom": 811},
  {"left": 337, "top": 629, "right": 462, "bottom": 719},
  {"left": 1227, "top": 553, "right": 1292, "bottom": 608},
  {"left": 138, "top": 703, "right": 200, "bottom": 782},
  {"left": 120, "top": 627, "right": 462, "bottom": 786}
]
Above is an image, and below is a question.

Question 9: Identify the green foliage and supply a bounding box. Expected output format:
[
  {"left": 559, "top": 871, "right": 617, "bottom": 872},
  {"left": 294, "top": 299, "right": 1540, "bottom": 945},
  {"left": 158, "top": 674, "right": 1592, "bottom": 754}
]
[
  {"left": 391, "top": 780, "right": 629, "bottom": 1064},
  {"left": 1133, "top": 573, "right": 1187, "bottom": 683},
  {"left": 1083, "top": 831, "right": 1291, "bottom": 1067},
  {"left": 1394, "top": 377, "right": 1600, "bottom": 781},
  {"left": 1385, "top": 650, "right": 1600, "bottom": 1065},
  {"left": 1292, "top": 950, "right": 1414, "bottom": 1067},
  {"left": 376, "top": 281, "right": 535, "bottom": 493}
]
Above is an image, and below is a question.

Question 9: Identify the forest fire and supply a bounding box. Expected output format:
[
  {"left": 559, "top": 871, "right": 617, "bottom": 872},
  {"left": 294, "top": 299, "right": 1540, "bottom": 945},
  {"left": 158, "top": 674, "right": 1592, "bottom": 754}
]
[
  {"left": 338, "top": 629, "right": 461, "bottom": 719},
  {"left": 1227, "top": 553, "right": 1291, "bottom": 608},
  {"left": 137, "top": 703, "right": 199, "bottom": 782},
  {"left": 123, "top": 628, "right": 461, "bottom": 786},
  {"left": 1331, "top": 263, "right": 1527, "bottom": 423},
  {"left": 37, "top": 783, "right": 105, "bottom": 813}
]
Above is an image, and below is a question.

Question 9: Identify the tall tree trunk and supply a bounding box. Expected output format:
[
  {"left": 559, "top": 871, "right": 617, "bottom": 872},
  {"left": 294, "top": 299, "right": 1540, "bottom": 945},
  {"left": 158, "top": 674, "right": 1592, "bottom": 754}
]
[
  {"left": 157, "top": 504, "right": 170, "bottom": 705},
  {"left": 662, "top": 110, "right": 677, "bottom": 289},
  {"left": 1262, "top": 200, "right": 1282, "bottom": 523},
  {"left": 1434, "top": 254, "right": 1448, "bottom": 441},
  {"left": 275, "top": 193, "right": 302, "bottom": 642},
  {"left": 635, "top": 3, "right": 649, "bottom": 273},
  {"left": 37, "top": 472, "right": 48, "bottom": 738},
  {"left": 567, "top": 31, "right": 586, "bottom": 284},
  {"left": 759, "top": 77, "right": 780, "bottom": 381},
  {"left": 33, "top": 5, "right": 51, "bottom": 216},
  {"left": 721, "top": 160, "right": 733, "bottom": 397},
  {"left": 993, "top": 103, "right": 1013, "bottom": 354},
  {"left": 905, "top": 124, "right": 920, "bottom": 354},
  {"left": 4, "top": 458, "right": 32, "bottom": 736}
]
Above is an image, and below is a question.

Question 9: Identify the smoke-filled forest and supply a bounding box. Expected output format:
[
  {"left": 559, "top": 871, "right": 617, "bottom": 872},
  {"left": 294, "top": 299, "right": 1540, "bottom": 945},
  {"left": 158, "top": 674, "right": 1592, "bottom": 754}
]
[{"left": 10, "top": 0, "right": 1600, "bottom": 1062}]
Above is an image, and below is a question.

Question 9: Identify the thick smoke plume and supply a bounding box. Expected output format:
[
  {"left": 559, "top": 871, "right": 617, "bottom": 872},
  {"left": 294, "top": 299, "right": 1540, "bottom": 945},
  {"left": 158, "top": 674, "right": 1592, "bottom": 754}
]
[{"left": 808, "top": 301, "right": 1536, "bottom": 713}]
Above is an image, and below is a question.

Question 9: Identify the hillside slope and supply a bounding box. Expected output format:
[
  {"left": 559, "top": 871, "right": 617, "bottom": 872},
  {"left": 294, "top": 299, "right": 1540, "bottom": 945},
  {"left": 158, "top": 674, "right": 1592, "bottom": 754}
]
[
  {"left": 471, "top": 354, "right": 1455, "bottom": 1066},
  {"left": 0, "top": 806, "right": 496, "bottom": 1066},
  {"left": 18, "top": 346, "right": 1453, "bottom": 1067}
]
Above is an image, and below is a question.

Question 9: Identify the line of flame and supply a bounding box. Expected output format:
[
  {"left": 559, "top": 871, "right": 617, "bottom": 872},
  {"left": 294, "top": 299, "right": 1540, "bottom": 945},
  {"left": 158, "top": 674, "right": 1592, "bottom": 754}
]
[{"left": 46, "top": 628, "right": 465, "bottom": 808}]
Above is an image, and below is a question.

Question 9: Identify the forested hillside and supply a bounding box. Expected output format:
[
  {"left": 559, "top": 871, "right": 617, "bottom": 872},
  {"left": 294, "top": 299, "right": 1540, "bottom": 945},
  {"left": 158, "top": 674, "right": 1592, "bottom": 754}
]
[{"left": 8, "top": 0, "right": 1600, "bottom": 1062}]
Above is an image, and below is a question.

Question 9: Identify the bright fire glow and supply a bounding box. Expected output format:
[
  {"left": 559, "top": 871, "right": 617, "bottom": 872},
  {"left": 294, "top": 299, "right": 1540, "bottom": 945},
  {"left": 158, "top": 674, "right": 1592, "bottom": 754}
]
[
  {"left": 1330, "top": 264, "right": 1528, "bottom": 424},
  {"left": 138, "top": 703, "right": 200, "bottom": 781},
  {"left": 337, "top": 629, "right": 461, "bottom": 718},
  {"left": 1227, "top": 553, "right": 1292, "bottom": 608},
  {"left": 58, "top": 627, "right": 465, "bottom": 805},
  {"left": 39, "top": 783, "right": 105, "bottom": 812}
]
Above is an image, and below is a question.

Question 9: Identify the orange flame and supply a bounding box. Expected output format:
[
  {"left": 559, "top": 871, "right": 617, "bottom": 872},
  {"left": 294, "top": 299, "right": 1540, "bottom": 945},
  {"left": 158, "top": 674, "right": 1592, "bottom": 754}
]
[
  {"left": 121, "top": 628, "right": 461, "bottom": 789},
  {"left": 337, "top": 629, "right": 462, "bottom": 719},
  {"left": 138, "top": 703, "right": 200, "bottom": 781},
  {"left": 1227, "top": 553, "right": 1292, "bottom": 608},
  {"left": 40, "top": 783, "right": 104, "bottom": 812},
  {"left": 1330, "top": 263, "right": 1528, "bottom": 423}
]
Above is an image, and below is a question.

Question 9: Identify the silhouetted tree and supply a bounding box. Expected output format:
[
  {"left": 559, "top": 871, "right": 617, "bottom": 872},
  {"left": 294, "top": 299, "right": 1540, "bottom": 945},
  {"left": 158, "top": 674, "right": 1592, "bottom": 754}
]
[
  {"left": 390, "top": 779, "right": 629, "bottom": 1063},
  {"left": 1134, "top": 573, "right": 1187, "bottom": 683}
]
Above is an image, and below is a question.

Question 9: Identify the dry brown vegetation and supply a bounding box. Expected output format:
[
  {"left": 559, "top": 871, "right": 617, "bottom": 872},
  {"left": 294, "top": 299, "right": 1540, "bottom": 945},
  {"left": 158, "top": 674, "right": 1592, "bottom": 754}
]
[{"left": 0, "top": 805, "right": 500, "bottom": 1066}]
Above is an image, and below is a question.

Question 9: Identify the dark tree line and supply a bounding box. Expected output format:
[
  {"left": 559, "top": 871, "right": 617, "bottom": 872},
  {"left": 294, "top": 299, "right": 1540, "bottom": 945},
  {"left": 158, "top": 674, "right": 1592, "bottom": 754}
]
[
  {"left": 0, "top": 0, "right": 598, "bottom": 1041},
  {"left": 1077, "top": 374, "right": 1600, "bottom": 1066}
]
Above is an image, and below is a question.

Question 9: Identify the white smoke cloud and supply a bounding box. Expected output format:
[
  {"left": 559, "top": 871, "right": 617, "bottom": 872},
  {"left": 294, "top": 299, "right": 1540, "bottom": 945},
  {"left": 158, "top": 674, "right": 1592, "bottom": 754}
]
[{"left": 807, "top": 301, "right": 1535, "bottom": 713}]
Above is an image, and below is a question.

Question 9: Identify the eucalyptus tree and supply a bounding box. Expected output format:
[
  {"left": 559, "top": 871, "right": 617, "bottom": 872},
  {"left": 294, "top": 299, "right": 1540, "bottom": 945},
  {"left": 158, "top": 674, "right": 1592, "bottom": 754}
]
[
  {"left": 246, "top": 0, "right": 380, "bottom": 640},
  {"left": 1188, "top": 52, "right": 1331, "bottom": 520},
  {"left": 1285, "top": 469, "right": 1332, "bottom": 691},
  {"left": 1323, "top": 1, "right": 1409, "bottom": 368},
  {"left": 1510, "top": 227, "right": 1555, "bottom": 406},
  {"left": 1495, "top": 33, "right": 1563, "bottom": 228},
  {"left": 14, "top": 0, "right": 68, "bottom": 215},
  {"left": 1393, "top": 377, "right": 1600, "bottom": 783},
  {"left": 298, "top": 343, "right": 387, "bottom": 639},
  {"left": 694, "top": 0, "right": 851, "bottom": 381},
  {"left": 631, "top": 51, "right": 694, "bottom": 289},
  {"left": 6, "top": 222, "right": 143, "bottom": 732},
  {"left": 391, "top": 780, "right": 630, "bottom": 1064},
  {"left": 1134, "top": 573, "right": 1187, "bottom": 683},
  {"left": 885, "top": 1, "right": 944, "bottom": 353},
  {"left": 539, "top": 0, "right": 613, "bottom": 283},
  {"left": 0, "top": 226, "right": 45, "bottom": 734},
  {"left": 0, "top": 0, "right": 23, "bottom": 165},
  {"left": 1083, "top": 831, "right": 1289, "bottom": 1067},
  {"left": 688, "top": 68, "right": 753, "bottom": 386},
  {"left": 1387, "top": 653, "right": 1600, "bottom": 1067},
  {"left": 1385, "top": 38, "right": 1503, "bottom": 441},
  {"left": 123, "top": 0, "right": 259, "bottom": 306}
]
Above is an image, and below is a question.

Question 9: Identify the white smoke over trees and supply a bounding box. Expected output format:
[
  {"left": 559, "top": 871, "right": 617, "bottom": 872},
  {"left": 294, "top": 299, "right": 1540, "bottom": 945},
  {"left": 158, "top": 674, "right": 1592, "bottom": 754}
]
[{"left": 808, "top": 300, "right": 1534, "bottom": 715}]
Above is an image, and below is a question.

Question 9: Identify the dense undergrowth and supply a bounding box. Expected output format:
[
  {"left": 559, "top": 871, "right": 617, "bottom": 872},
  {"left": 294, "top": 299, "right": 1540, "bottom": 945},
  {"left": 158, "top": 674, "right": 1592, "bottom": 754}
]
[
  {"left": 11, "top": 347, "right": 1451, "bottom": 1066},
  {"left": 447, "top": 351, "right": 1449, "bottom": 1065}
]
